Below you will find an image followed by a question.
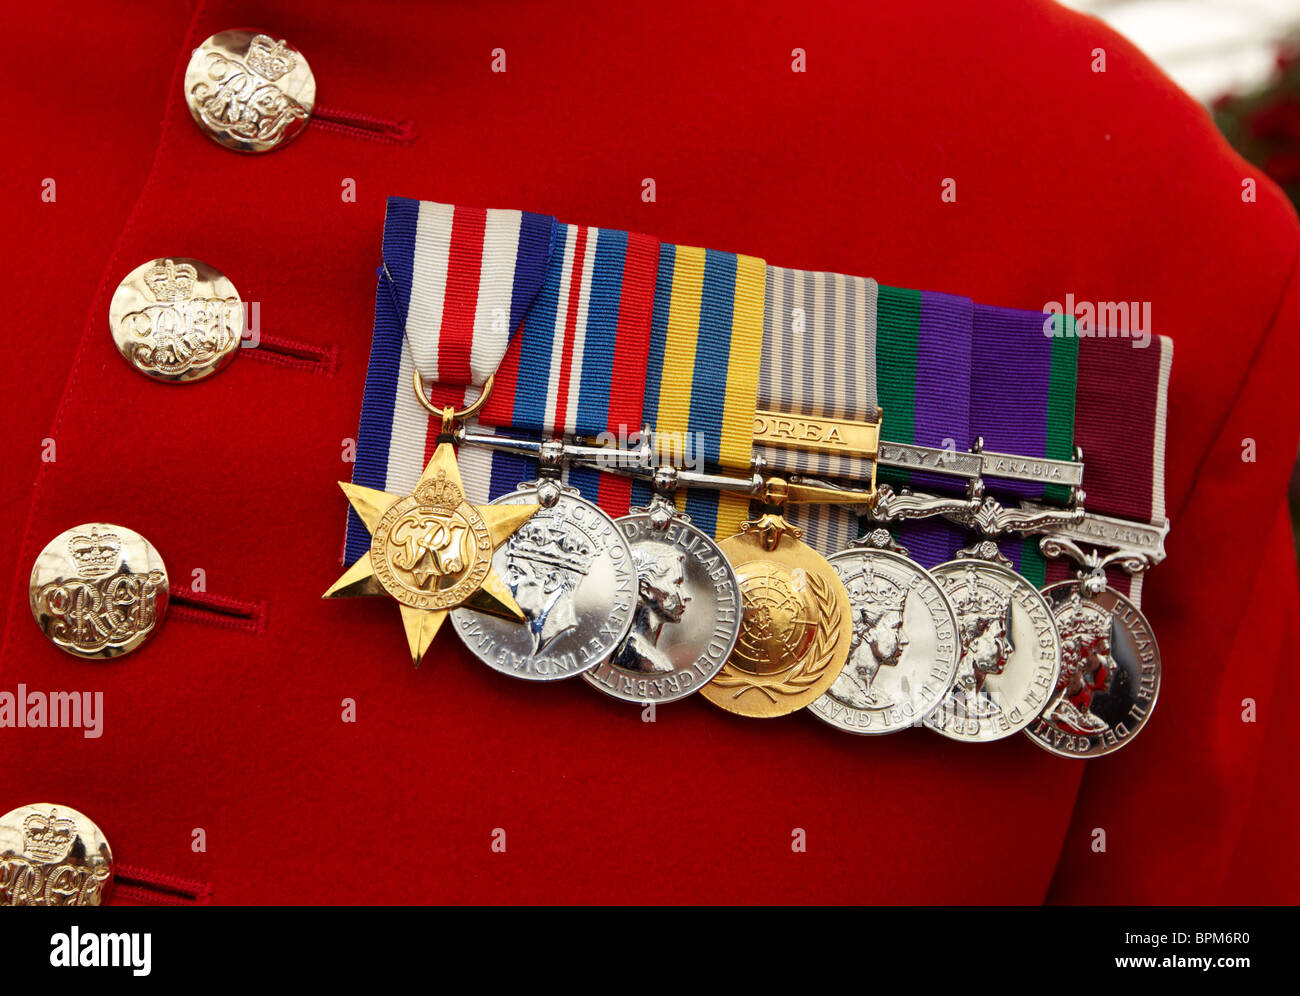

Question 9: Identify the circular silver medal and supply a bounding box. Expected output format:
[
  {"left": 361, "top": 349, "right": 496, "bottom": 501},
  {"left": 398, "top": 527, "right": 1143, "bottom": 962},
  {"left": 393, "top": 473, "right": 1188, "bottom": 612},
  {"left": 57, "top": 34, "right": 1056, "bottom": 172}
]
[
  {"left": 1026, "top": 581, "right": 1161, "bottom": 758},
  {"left": 450, "top": 485, "right": 635, "bottom": 680},
  {"left": 809, "top": 543, "right": 960, "bottom": 734},
  {"left": 925, "top": 556, "right": 1061, "bottom": 743},
  {"left": 584, "top": 504, "right": 742, "bottom": 704}
]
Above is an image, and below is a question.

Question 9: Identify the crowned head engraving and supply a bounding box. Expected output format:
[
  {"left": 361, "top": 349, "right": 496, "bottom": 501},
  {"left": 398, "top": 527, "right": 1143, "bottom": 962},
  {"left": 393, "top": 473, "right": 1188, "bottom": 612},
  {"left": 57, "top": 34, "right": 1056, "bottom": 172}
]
[
  {"left": 144, "top": 259, "right": 197, "bottom": 302},
  {"left": 949, "top": 566, "right": 1014, "bottom": 699},
  {"left": 1048, "top": 592, "right": 1115, "bottom": 734},
  {"left": 505, "top": 521, "right": 596, "bottom": 653},
  {"left": 246, "top": 35, "right": 296, "bottom": 82},
  {"left": 829, "top": 563, "right": 909, "bottom": 709},
  {"left": 507, "top": 522, "right": 595, "bottom": 577},
  {"left": 613, "top": 540, "right": 691, "bottom": 675},
  {"left": 68, "top": 529, "right": 122, "bottom": 580},
  {"left": 22, "top": 809, "right": 76, "bottom": 864}
]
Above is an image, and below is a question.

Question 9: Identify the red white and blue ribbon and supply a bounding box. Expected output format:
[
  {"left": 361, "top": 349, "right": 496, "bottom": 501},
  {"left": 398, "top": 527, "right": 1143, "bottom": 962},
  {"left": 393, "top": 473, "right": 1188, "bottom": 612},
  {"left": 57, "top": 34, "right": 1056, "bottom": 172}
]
[
  {"left": 346, "top": 200, "right": 661, "bottom": 561},
  {"left": 345, "top": 198, "right": 555, "bottom": 562},
  {"left": 468, "top": 222, "right": 660, "bottom": 514}
]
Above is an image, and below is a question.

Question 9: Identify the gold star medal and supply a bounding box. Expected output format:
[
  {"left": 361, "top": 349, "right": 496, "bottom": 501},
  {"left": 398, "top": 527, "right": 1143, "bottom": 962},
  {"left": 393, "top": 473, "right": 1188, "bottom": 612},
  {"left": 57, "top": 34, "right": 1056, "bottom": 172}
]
[{"left": 324, "top": 375, "right": 539, "bottom": 666}]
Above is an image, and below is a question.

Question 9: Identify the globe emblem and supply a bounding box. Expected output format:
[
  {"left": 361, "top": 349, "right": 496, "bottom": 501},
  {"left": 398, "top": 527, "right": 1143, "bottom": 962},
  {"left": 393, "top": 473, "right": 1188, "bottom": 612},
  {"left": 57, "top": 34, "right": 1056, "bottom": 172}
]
[{"left": 733, "top": 562, "right": 816, "bottom": 675}]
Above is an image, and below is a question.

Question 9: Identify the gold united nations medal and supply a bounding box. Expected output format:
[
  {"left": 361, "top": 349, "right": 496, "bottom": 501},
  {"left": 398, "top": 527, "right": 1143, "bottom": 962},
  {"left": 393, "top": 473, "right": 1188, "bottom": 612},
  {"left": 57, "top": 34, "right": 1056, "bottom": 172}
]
[
  {"left": 324, "top": 377, "right": 539, "bottom": 667},
  {"left": 702, "top": 481, "right": 853, "bottom": 718}
]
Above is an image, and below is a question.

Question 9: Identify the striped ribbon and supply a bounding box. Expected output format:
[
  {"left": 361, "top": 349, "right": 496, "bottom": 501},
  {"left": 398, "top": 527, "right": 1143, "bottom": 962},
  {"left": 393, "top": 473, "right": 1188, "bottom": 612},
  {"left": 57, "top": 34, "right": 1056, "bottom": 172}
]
[
  {"left": 868, "top": 286, "right": 975, "bottom": 568},
  {"left": 629, "top": 244, "right": 766, "bottom": 543},
  {"left": 344, "top": 197, "right": 1172, "bottom": 593},
  {"left": 972, "top": 305, "right": 1080, "bottom": 587},
  {"left": 345, "top": 198, "right": 555, "bottom": 562},
  {"left": 1044, "top": 332, "right": 1173, "bottom": 603},
  {"left": 758, "top": 266, "right": 878, "bottom": 553},
  {"left": 755, "top": 266, "right": 879, "bottom": 477},
  {"left": 462, "top": 222, "right": 661, "bottom": 514}
]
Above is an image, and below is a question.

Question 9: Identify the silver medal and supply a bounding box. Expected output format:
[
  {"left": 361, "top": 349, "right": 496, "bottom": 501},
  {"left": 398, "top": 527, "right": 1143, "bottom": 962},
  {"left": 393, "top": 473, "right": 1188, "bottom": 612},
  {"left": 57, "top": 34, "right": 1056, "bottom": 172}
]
[
  {"left": 450, "top": 484, "right": 636, "bottom": 680},
  {"left": 584, "top": 499, "right": 742, "bottom": 704},
  {"left": 1026, "top": 581, "right": 1161, "bottom": 757},
  {"left": 925, "top": 543, "right": 1061, "bottom": 743},
  {"left": 809, "top": 531, "right": 960, "bottom": 735}
]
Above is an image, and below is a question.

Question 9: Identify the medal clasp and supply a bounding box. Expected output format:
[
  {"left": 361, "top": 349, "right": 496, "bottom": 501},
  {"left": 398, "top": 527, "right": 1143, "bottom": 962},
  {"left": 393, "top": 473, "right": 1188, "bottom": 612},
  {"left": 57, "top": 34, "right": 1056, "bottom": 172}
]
[{"left": 752, "top": 407, "right": 881, "bottom": 462}]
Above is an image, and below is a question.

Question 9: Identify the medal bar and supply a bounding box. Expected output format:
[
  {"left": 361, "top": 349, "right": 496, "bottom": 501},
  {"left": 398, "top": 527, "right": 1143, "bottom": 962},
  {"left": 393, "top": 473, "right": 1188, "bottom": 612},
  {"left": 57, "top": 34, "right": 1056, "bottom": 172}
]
[
  {"left": 566, "top": 424, "right": 1084, "bottom": 498},
  {"left": 334, "top": 196, "right": 1173, "bottom": 756}
]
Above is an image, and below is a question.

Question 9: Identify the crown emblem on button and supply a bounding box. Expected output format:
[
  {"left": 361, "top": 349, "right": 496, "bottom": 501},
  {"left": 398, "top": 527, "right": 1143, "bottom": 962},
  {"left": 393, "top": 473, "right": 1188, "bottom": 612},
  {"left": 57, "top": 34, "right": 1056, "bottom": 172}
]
[
  {"left": 246, "top": 34, "right": 296, "bottom": 81},
  {"left": 414, "top": 471, "right": 464, "bottom": 511},
  {"left": 508, "top": 522, "right": 596, "bottom": 576},
  {"left": 144, "top": 258, "right": 197, "bottom": 302},
  {"left": 68, "top": 529, "right": 122, "bottom": 580},
  {"left": 22, "top": 808, "right": 77, "bottom": 864},
  {"left": 185, "top": 30, "right": 315, "bottom": 153}
]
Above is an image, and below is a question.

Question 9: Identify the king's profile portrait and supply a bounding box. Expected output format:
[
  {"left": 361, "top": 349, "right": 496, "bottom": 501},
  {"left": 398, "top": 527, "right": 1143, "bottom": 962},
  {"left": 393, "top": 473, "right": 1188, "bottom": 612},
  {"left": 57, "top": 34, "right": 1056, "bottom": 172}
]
[{"left": 504, "top": 521, "right": 595, "bottom": 653}]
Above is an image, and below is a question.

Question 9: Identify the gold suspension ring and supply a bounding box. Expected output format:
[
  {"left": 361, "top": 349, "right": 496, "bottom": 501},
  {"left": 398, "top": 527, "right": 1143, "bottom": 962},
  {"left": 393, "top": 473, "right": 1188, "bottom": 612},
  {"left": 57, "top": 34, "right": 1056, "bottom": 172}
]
[{"left": 413, "top": 372, "right": 495, "bottom": 433}]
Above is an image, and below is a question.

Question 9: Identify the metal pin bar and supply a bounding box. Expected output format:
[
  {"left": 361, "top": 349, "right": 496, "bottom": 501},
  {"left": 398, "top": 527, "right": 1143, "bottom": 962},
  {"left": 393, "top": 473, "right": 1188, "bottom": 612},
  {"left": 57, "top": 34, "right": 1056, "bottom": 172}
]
[
  {"left": 564, "top": 426, "right": 1083, "bottom": 494},
  {"left": 457, "top": 428, "right": 766, "bottom": 496},
  {"left": 872, "top": 440, "right": 1085, "bottom": 491},
  {"left": 458, "top": 425, "right": 1085, "bottom": 511},
  {"left": 876, "top": 441, "right": 983, "bottom": 479}
]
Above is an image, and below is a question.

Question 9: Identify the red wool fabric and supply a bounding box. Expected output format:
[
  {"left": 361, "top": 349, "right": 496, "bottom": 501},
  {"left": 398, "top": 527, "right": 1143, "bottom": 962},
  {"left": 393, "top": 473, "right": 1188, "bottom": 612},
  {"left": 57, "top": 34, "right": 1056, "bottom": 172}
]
[{"left": 1, "top": 0, "right": 1297, "bottom": 904}]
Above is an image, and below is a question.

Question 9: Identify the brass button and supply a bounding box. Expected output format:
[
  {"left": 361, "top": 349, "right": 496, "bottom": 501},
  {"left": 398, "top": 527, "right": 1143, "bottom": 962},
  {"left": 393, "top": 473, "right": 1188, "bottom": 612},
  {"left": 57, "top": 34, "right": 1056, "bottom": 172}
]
[
  {"left": 30, "top": 524, "right": 169, "bottom": 660},
  {"left": 184, "top": 29, "right": 316, "bottom": 153},
  {"left": 109, "top": 258, "right": 243, "bottom": 383},
  {"left": 0, "top": 804, "right": 113, "bottom": 906}
]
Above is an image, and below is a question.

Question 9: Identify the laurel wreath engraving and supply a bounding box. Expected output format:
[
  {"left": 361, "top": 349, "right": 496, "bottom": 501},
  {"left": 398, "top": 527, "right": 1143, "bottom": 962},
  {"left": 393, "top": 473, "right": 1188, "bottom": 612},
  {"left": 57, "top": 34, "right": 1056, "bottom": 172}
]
[{"left": 713, "top": 569, "right": 843, "bottom": 703}]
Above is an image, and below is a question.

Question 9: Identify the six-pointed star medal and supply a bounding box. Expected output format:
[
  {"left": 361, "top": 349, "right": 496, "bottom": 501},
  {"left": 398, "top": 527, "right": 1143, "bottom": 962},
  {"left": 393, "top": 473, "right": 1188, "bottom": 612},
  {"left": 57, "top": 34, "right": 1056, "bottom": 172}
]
[{"left": 323, "top": 440, "right": 539, "bottom": 667}]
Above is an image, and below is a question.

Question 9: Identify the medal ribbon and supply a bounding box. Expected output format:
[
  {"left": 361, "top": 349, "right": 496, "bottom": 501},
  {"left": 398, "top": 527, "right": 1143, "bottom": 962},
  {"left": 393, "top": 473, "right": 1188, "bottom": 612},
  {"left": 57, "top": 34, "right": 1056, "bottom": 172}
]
[
  {"left": 755, "top": 266, "right": 878, "bottom": 477},
  {"left": 346, "top": 196, "right": 1172, "bottom": 592},
  {"left": 463, "top": 222, "right": 661, "bottom": 514},
  {"left": 345, "top": 198, "right": 556, "bottom": 562},
  {"left": 971, "top": 304, "right": 1080, "bottom": 586},
  {"left": 868, "top": 286, "right": 975, "bottom": 567},
  {"left": 758, "top": 266, "right": 878, "bottom": 553},
  {"left": 1044, "top": 330, "right": 1173, "bottom": 603},
  {"left": 629, "top": 243, "right": 766, "bottom": 542}
]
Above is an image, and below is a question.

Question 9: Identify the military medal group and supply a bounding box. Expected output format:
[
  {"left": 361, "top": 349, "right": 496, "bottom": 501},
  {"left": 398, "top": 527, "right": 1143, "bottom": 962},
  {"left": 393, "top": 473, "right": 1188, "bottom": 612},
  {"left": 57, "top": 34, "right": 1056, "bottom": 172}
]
[
  {"left": 7, "top": 30, "right": 1169, "bottom": 906},
  {"left": 336, "top": 198, "right": 1169, "bottom": 762},
  {"left": 334, "top": 351, "right": 1165, "bottom": 758}
]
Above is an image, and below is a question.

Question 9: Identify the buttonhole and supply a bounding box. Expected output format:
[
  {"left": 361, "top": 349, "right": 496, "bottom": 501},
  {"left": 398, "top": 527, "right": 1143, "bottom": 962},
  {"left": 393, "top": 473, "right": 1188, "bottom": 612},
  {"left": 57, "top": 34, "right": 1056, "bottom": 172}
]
[
  {"left": 113, "top": 863, "right": 213, "bottom": 906},
  {"left": 243, "top": 333, "right": 339, "bottom": 376},
  {"left": 170, "top": 587, "right": 266, "bottom": 636},
  {"left": 311, "top": 104, "right": 416, "bottom": 145}
]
